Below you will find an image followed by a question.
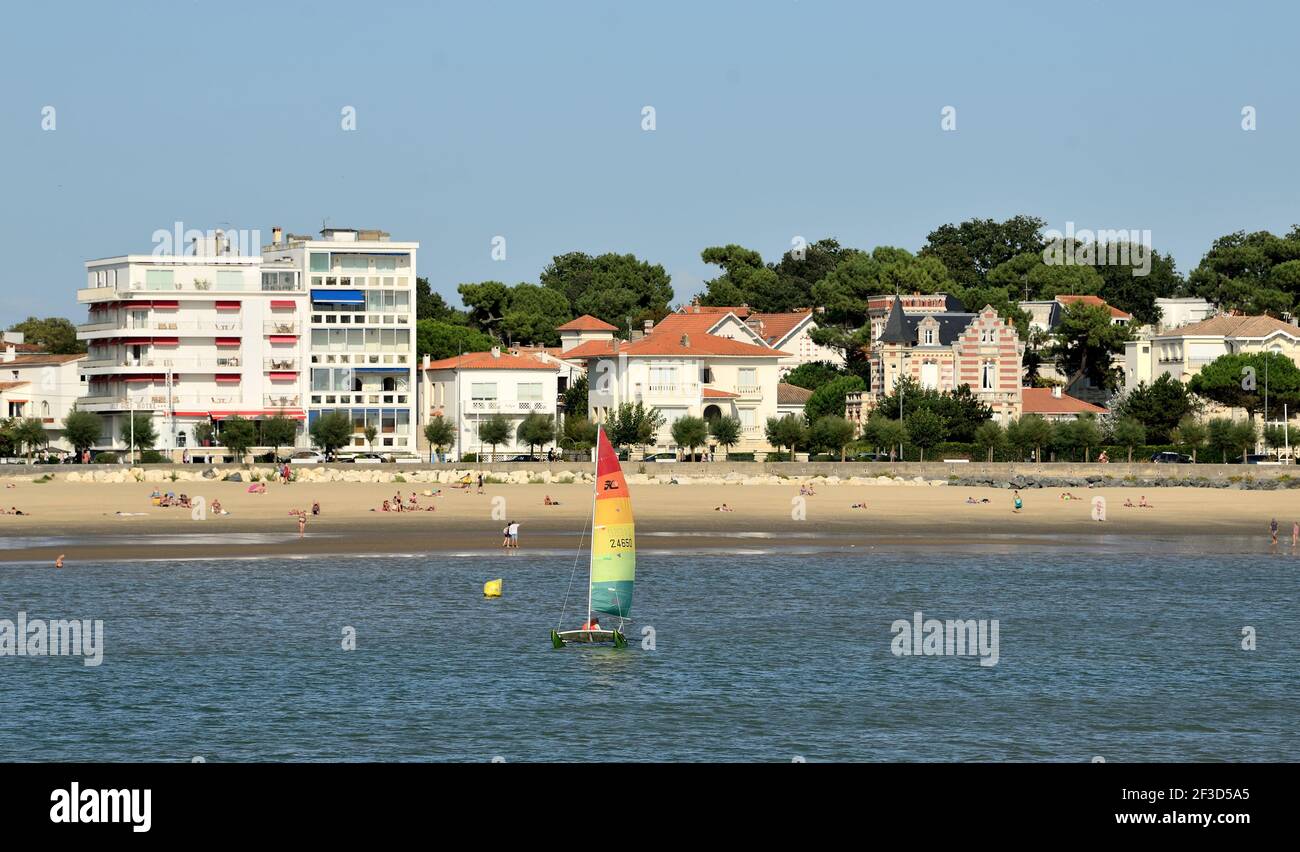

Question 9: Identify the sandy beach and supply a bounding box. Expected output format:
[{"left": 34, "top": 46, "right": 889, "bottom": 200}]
[{"left": 0, "top": 474, "right": 1296, "bottom": 563}]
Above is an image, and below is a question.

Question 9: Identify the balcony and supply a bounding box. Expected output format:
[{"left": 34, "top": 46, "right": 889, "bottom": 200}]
[
  {"left": 309, "top": 392, "right": 410, "bottom": 406},
  {"left": 638, "top": 382, "right": 701, "bottom": 399},
  {"left": 77, "top": 394, "right": 250, "bottom": 412},
  {"left": 264, "top": 357, "right": 300, "bottom": 371},
  {"left": 466, "top": 399, "right": 551, "bottom": 413},
  {"left": 265, "top": 321, "right": 301, "bottom": 335},
  {"left": 81, "top": 356, "right": 245, "bottom": 374},
  {"left": 734, "top": 384, "right": 762, "bottom": 399},
  {"left": 264, "top": 394, "right": 302, "bottom": 408}
]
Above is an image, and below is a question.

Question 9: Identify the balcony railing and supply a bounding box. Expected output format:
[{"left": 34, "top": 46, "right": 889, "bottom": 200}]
[
  {"left": 264, "top": 358, "right": 300, "bottom": 370},
  {"left": 264, "top": 321, "right": 301, "bottom": 334},
  {"left": 82, "top": 356, "right": 245, "bottom": 371},
  {"left": 77, "top": 394, "right": 253, "bottom": 411},
  {"left": 467, "top": 399, "right": 551, "bottom": 413},
  {"left": 640, "top": 382, "right": 701, "bottom": 397},
  {"left": 309, "top": 393, "right": 410, "bottom": 406},
  {"left": 79, "top": 319, "right": 243, "bottom": 334},
  {"left": 264, "top": 394, "right": 302, "bottom": 408}
]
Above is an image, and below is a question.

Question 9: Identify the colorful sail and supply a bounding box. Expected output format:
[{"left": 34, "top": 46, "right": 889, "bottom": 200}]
[{"left": 590, "top": 428, "right": 634, "bottom": 618}]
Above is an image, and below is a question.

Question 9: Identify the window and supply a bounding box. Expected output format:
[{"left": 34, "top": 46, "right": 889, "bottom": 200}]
[
  {"left": 981, "top": 361, "right": 996, "bottom": 390},
  {"left": 216, "top": 270, "right": 244, "bottom": 290},
  {"left": 650, "top": 365, "right": 677, "bottom": 387},
  {"left": 517, "top": 382, "right": 543, "bottom": 402},
  {"left": 145, "top": 269, "right": 174, "bottom": 290},
  {"left": 738, "top": 368, "right": 757, "bottom": 389},
  {"left": 471, "top": 383, "right": 497, "bottom": 400},
  {"left": 309, "top": 253, "right": 330, "bottom": 272},
  {"left": 701, "top": 367, "right": 714, "bottom": 383},
  {"left": 923, "top": 327, "right": 934, "bottom": 345},
  {"left": 738, "top": 409, "right": 755, "bottom": 429}
]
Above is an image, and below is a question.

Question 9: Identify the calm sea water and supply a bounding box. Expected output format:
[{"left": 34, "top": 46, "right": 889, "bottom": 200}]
[{"left": 1, "top": 541, "right": 1296, "bottom": 762}]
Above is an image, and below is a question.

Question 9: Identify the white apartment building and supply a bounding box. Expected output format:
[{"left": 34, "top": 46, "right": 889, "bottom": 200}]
[
  {"left": 567, "top": 311, "right": 786, "bottom": 453},
  {"left": 78, "top": 233, "right": 306, "bottom": 455},
  {"left": 261, "top": 227, "right": 419, "bottom": 455},
  {"left": 419, "top": 347, "right": 561, "bottom": 460},
  {"left": 0, "top": 351, "right": 88, "bottom": 452}
]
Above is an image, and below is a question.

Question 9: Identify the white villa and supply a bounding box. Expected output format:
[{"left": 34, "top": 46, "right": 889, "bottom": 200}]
[
  {"left": 0, "top": 350, "right": 89, "bottom": 452},
  {"left": 419, "top": 347, "right": 562, "bottom": 460},
  {"left": 565, "top": 311, "right": 787, "bottom": 454}
]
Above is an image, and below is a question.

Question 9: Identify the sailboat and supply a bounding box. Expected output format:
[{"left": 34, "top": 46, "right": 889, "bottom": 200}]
[{"left": 551, "top": 425, "right": 634, "bottom": 648}]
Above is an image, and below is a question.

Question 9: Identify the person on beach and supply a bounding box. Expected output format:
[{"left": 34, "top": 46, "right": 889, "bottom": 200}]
[
  {"left": 1012, "top": 491, "right": 1023, "bottom": 513},
  {"left": 477, "top": 474, "right": 484, "bottom": 494},
  {"left": 1292, "top": 521, "right": 1298, "bottom": 547},
  {"left": 211, "top": 498, "right": 226, "bottom": 515},
  {"left": 298, "top": 513, "right": 306, "bottom": 538},
  {"left": 312, "top": 501, "right": 320, "bottom": 516},
  {"left": 501, "top": 524, "right": 510, "bottom": 547},
  {"left": 1138, "top": 495, "right": 1153, "bottom": 508},
  {"left": 544, "top": 495, "right": 560, "bottom": 506},
  {"left": 715, "top": 503, "right": 734, "bottom": 512},
  {"left": 508, "top": 521, "right": 521, "bottom": 548},
  {"left": 54, "top": 554, "right": 64, "bottom": 569},
  {"left": 851, "top": 502, "right": 867, "bottom": 509},
  {"left": 1270, "top": 518, "right": 1279, "bottom": 544},
  {"left": 382, "top": 500, "right": 391, "bottom": 512},
  {"left": 1097, "top": 451, "right": 1109, "bottom": 463}
]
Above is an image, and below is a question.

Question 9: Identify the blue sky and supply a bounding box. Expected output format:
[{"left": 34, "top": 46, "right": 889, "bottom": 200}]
[{"left": 2, "top": 0, "right": 1298, "bottom": 325}]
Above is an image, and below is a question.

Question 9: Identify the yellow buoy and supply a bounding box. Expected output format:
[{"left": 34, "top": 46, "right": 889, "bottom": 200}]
[{"left": 483, "top": 578, "right": 503, "bottom": 598}]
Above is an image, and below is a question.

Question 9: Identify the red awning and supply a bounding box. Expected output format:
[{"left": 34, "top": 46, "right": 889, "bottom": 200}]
[
  {"left": 151, "top": 300, "right": 179, "bottom": 309},
  {"left": 152, "top": 337, "right": 179, "bottom": 346},
  {"left": 269, "top": 371, "right": 298, "bottom": 381},
  {"left": 201, "top": 410, "right": 307, "bottom": 420},
  {"left": 270, "top": 300, "right": 296, "bottom": 309},
  {"left": 124, "top": 376, "right": 159, "bottom": 383},
  {"left": 215, "top": 301, "right": 241, "bottom": 310},
  {"left": 269, "top": 335, "right": 298, "bottom": 343},
  {"left": 215, "top": 374, "right": 242, "bottom": 384},
  {"left": 215, "top": 337, "right": 241, "bottom": 347},
  {"left": 126, "top": 303, "right": 151, "bottom": 311}
]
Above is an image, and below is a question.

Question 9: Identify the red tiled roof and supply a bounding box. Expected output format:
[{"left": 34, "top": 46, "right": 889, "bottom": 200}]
[
  {"left": 0, "top": 381, "right": 31, "bottom": 391},
  {"left": 679, "top": 304, "right": 752, "bottom": 319},
  {"left": 556, "top": 314, "right": 619, "bottom": 332},
  {"left": 1021, "top": 387, "right": 1107, "bottom": 415},
  {"left": 0, "top": 353, "right": 85, "bottom": 366},
  {"left": 748, "top": 309, "right": 813, "bottom": 345},
  {"left": 777, "top": 382, "right": 814, "bottom": 405},
  {"left": 623, "top": 331, "right": 785, "bottom": 357},
  {"left": 1054, "top": 295, "right": 1132, "bottom": 321},
  {"left": 702, "top": 387, "right": 739, "bottom": 398},
  {"left": 422, "top": 351, "right": 559, "bottom": 371},
  {"left": 1153, "top": 313, "right": 1300, "bottom": 340},
  {"left": 561, "top": 339, "right": 623, "bottom": 358}
]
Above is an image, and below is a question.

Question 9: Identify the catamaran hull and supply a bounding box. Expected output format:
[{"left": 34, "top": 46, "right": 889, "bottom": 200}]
[{"left": 551, "top": 629, "right": 627, "bottom": 648}]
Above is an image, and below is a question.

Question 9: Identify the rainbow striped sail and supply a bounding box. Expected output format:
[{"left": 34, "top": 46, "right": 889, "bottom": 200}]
[{"left": 589, "top": 427, "right": 634, "bottom": 619}]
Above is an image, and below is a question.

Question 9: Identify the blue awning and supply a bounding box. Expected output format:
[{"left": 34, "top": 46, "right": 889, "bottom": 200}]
[
  {"left": 353, "top": 367, "right": 408, "bottom": 373},
  {"left": 311, "top": 289, "right": 365, "bottom": 304}
]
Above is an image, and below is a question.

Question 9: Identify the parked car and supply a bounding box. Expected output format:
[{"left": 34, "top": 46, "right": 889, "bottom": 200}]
[
  {"left": 643, "top": 452, "right": 678, "bottom": 463},
  {"left": 1244, "top": 454, "right": 1276, "bottom": 465},
  {"left": 348, "top": 453, "right": 387, "bottom": 464},
  {"left": 1151, "top": 452, "right": 1192, "bottom": 464},
  {"left": 505, "top": 454, "right": 541, "bottom": 462},
  {"left": 288, "top": 451, "right": 326, "bottom": 464},
  {"left": 853, "top": 452, "right": 892, "bottom": 462}
]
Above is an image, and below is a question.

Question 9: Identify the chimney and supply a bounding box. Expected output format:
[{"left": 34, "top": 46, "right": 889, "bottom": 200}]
[
  {"left": 1051, "top": 386, "right": 1062, "bottom": 399},
  {"left": 680, "top": 333, "right": 690, "bottom": 348},
  {"left": 643, "top": 319, "right": 654, "bottom": 335},
  {"left": 491, "top": 346, "right": 501, "bottom": 358},
  {"left": 422, "top": 354, "right": 430, "bottom": 369},
  {"left": 272, "top": 226, "right": 283, "bottom": 247},
  {"left": 2, "top": 345, "right": 14, "bottom": 362}
]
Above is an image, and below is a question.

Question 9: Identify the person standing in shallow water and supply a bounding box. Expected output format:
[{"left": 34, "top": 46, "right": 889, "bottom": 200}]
[{"left": 1270, "top": 518, "right": 1279, "bottom": 545}]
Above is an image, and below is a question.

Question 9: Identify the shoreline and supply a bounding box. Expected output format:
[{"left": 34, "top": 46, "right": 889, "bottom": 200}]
[{"left": 0, "top": 479, "right": 1294, "bottom": 563}]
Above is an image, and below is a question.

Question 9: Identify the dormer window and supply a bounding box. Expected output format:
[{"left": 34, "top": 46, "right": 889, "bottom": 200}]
[{"left": 923, "top": 327, "right": 934, "bottom": 345}]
